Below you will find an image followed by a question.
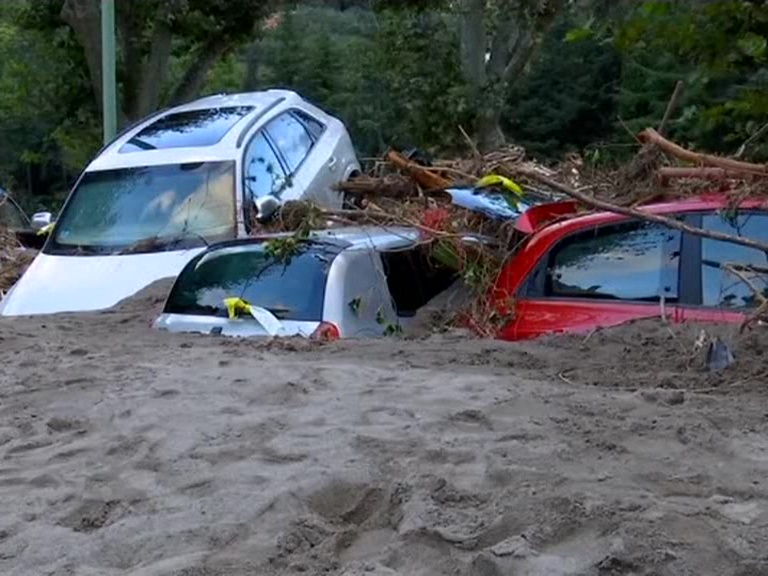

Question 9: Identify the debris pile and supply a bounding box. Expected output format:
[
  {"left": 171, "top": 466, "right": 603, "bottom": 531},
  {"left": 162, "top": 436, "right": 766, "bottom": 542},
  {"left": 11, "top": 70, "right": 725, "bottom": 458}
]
[
  {"left": 0, "top": 226, "right": 36, "bottom": 296},
  {"left": 260, "top": 130, "right": 768, "bottom": 333}
]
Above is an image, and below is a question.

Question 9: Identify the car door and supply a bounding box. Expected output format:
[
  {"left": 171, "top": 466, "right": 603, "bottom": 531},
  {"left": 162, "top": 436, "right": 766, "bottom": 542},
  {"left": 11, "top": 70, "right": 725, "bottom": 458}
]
[
  {"left": 263, "top": 110, "right": 342, "bottom": 208},
  {"left": 677, "top": 211, "right": 768, "bottom": 324},
  {"left": 241, "top": 131, "right": 289, "bottom": 230},
  {"left": 511, "top": 221, "right": 683, "bottom": 340}
]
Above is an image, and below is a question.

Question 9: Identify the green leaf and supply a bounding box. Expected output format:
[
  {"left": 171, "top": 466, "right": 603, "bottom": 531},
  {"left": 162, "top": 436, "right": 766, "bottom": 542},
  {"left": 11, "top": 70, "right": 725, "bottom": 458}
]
[
  {"left": 565, "top": 27, "right": 594, "bottom": 43},
  {"left": 737, "top": 33, "right": 767, "bottom": 60}
]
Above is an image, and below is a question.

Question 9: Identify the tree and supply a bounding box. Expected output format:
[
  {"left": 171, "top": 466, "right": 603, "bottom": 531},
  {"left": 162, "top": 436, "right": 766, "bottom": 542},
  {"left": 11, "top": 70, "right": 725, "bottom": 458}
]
[
  {"left": 377, "top": 0, "right": 566, "bottom": 150},
  {"left": 27, "top": 0, "right": 279, "bottom": 124}
]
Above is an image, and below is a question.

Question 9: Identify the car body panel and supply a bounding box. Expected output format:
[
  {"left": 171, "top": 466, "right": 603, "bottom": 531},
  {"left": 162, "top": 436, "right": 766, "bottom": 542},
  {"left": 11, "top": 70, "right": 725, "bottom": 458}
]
[
  {"left": 495, "top": 196, "right": 768, "bottom": 340},
  {"left": 0, "top": 249, "right": 204, "bottom": 316},
  {"left": 154, "top": 314, "right": 321, "bottom": 338}
]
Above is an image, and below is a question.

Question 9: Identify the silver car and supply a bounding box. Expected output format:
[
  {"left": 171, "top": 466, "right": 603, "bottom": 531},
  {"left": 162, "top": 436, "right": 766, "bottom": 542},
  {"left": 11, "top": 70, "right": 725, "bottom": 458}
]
[
  {"left": 1, "top": 90, "right": 361, "bottom": 316},
  {"left": 153, "top": 227, "right": 461, "bottom": 339}
]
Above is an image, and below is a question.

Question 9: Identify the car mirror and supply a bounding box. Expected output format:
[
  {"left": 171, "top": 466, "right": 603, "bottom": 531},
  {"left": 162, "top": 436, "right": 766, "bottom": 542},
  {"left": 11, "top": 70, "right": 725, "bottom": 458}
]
[
  {"left": 255, "top": 195, "right": 280, "bottom": 223},
  {"left": 31, "top": 211, "right": 53, "bottom": 230}
]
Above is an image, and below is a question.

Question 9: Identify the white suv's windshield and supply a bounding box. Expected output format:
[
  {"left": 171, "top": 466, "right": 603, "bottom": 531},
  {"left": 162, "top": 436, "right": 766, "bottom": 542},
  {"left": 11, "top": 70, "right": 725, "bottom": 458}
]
[{"left": 48, "top": 161, "right": 236, "bottom": 255}]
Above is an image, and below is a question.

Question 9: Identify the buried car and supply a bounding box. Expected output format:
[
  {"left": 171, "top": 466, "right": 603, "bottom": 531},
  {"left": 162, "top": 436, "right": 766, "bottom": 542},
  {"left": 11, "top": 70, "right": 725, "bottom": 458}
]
[
  {"left": 154, "top": 227, "right": 462, "bottom": 339},
  {"left": 0, "top": 90, "right": 360, "bottom": 316},
  {"left": 493, "top": 195, "right": 768, "bottom": 340}
]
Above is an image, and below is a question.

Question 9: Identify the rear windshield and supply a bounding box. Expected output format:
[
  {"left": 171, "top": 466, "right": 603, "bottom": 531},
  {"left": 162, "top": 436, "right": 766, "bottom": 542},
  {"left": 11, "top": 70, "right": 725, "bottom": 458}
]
[{"left": 164, "top": 241, "right": 341, "bottom": 321}]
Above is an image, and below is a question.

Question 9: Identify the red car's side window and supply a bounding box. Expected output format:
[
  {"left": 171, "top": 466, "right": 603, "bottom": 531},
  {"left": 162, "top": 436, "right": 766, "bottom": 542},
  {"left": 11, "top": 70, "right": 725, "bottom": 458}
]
[
  {"left": 700, "top": 212, "right": 768, "bottom": 309},
  {"left": 528, "top": 221, "right": 681, "bottom": 303}
]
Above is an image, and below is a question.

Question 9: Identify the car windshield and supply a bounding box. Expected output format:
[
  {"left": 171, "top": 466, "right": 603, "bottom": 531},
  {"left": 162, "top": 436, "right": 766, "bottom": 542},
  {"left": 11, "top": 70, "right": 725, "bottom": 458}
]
[
  {"left": 48, "top": 161, "right": 236, "bottom": 254},
  {"left": 0, "top": 194, "right": 27, "bottom": 229},
  {"left": 164, "top": 241, "right": 342, "bottom": 321}
]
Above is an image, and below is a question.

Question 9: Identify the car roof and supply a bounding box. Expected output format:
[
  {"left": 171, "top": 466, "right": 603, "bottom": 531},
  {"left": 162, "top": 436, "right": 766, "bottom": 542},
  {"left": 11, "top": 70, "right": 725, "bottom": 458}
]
[
  {"left": 527, "top": 194, "right": 768, "bottom": 237},
  {"left": 202, "top": 226, "right": 420, "bottom": 256},
  {"left": 86, "top": 90, "right": 310, "bottom": 172}
]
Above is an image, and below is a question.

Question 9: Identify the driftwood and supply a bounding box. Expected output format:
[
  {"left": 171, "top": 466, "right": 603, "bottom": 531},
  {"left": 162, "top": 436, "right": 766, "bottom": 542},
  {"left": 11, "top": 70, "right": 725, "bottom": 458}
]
[
  {"left": 639, "top": 128, "right": 768, "bottom": 176},
  {"left": 657, "top": 167, "right": 768, "bottom": 182},
  {"left": 386, "top": 150, "right": 453, "bottom": 190}
]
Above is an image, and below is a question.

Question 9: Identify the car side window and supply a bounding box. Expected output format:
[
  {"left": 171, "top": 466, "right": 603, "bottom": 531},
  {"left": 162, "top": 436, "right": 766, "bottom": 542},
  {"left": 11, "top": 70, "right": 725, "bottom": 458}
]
[
  {"left": 545, "top": 222, "right": 681, "bottom": 302},
  {"left": 380, "top": 246, "right": 458, "bottom": 317},
  {"left": 243, "top": 132, "right": 287, "bottom": 201},
  {"left": 265, "top": 112, "right": 314, "bottom": 173},
  {"left": 293, "top": 110, "right": 325, "bottom": 141},
  {"left": 701, "top": 213, "right": 768, "bottom": 308}
]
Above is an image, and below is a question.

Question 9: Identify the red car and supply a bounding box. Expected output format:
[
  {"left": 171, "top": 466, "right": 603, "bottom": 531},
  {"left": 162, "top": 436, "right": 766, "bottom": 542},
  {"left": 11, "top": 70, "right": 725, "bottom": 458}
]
[{"left": 492, "top": 195, "right": 768, "bottom": 340}]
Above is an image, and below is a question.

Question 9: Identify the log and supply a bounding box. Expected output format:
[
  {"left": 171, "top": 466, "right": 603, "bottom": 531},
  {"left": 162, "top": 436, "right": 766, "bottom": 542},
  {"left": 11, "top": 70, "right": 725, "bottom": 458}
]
[
  {"left": 657, "top": 167, "right": 768, "bottom": 183},
  {"left": 638, "top": 128, "right": 768, "bottom": 175},
  {"left": 515, "top": 167, "right": 768, "bottom": 254},
  {"left": 386, "top": 150, "right": 453, "bottom": 190}
]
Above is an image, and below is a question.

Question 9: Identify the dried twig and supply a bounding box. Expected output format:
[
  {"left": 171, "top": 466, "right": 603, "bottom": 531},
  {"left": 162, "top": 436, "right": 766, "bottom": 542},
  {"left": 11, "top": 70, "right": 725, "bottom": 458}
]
[{"left": 736, "top": 122, "right": 768, "bottom": 159}]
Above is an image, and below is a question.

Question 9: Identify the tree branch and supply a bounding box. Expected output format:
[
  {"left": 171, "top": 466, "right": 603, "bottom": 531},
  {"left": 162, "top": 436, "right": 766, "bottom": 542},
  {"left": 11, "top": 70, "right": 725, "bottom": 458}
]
[
  {"left": 515, "top": 167, "right": 768, "bottom": 254},
  {"left": 639, "top": 128, "right": 768, "bottom": 175},
  {"left": 169, "top": 36, "right": 233, "bottom": 106}
]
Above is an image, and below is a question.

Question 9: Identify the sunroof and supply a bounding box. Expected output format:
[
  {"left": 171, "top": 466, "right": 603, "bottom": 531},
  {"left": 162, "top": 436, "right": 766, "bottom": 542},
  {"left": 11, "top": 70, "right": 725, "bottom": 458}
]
[{"left": 119, "top": 106, "right": 254, "bottom": 153}]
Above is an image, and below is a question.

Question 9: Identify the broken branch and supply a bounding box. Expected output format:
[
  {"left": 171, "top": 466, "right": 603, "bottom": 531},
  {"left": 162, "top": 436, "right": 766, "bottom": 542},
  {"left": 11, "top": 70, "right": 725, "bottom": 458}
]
[
  {"left": 515, "top": 168, "right": 768, "bottom": 254},
  {"left": 638, "top": 128, "right": 768, "bottom": 175}
]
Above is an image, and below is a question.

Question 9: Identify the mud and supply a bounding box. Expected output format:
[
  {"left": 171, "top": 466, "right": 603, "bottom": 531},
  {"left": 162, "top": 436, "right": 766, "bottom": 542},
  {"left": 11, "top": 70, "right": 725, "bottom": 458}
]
[{"left": 1, "top": 291, "right": 768, "bottom": 575}]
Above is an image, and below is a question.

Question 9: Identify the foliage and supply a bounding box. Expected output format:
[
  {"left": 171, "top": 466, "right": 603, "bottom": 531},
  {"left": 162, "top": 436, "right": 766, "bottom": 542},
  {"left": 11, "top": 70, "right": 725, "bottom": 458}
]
[
  {"left": 615, "top": 1, "right": 768, "bottom": 160},
  {"left": 505, "top": 14, "right": 622, "bottom": 159},
  {"left": 2, "top": 0, "right": 768, "bottom": 211}
]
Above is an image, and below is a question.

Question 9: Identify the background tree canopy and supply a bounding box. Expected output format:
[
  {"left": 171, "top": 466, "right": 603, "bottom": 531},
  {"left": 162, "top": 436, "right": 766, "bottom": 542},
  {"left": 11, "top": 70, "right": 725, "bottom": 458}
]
[{"left": 0, "top": 0, "right": 766, "bottom": 211}]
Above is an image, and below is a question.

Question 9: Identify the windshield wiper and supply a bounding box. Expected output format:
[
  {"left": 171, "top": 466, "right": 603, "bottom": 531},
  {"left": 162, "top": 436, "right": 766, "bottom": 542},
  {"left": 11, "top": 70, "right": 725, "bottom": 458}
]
[{"left": 119, "top": 232, "right": 209, "bottom": 255}]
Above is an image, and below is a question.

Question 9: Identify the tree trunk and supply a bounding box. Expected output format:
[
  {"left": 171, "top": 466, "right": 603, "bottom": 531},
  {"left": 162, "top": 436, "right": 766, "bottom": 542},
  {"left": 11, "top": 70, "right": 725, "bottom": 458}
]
[
  {"left": 242, "top": 42, "right": 260, "bottom": 91},
  {"left": 134, "top": 22, "right": 174, "bottom": 119},
  {"left": 460, "top": 0, "right": 487, "bottom": 98},
  {"left": 61, "top": 0, "right": 103, "bottom": 111},
  {"left": 170, "top": 37, "right": 232, "bottom": 106}
]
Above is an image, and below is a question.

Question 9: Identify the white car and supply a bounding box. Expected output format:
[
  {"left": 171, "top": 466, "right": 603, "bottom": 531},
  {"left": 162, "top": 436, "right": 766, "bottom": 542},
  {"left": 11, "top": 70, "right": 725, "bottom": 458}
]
[
  {"left": 153, "top": 227, "right": 461, "bottom": 339},
  {"left": 1, "top": 90, "right": 360, "bottom": 316}
]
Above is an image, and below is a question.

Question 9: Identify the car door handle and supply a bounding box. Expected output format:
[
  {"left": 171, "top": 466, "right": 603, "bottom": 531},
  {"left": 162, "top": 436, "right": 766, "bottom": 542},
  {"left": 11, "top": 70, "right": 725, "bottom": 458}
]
[{"left": 328, "top": 156, "right": 337, "bottom": 170}]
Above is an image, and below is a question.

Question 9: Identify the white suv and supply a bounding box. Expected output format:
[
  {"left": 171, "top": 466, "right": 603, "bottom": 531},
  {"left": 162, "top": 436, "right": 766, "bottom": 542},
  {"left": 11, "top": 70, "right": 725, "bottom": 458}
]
[{"left": 1, "top": 90, "right": 360, "bottom": 316}]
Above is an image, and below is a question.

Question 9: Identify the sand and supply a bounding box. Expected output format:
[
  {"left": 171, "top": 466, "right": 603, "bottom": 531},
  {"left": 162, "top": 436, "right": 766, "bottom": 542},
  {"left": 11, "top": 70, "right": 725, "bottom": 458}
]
[{"left": 1, "top": 284, "right": 768, "bottom": 575}]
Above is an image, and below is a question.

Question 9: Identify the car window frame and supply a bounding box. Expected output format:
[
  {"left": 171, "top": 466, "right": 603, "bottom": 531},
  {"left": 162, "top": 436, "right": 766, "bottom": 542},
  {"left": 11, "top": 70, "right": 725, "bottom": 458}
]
[
  {"left": 520, "top": 216, "right": 690, "bottom": 306},
  {"left": 679, "top": 209, "right": 768, "bottom": 310},
  {"left": 264, "top": 109, "right": 323, "bottom": 176}
]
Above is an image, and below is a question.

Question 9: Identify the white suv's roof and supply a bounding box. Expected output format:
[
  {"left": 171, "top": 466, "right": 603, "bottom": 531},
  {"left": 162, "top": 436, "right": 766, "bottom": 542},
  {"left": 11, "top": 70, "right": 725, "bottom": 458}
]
[{"left": 86, "top": 90, "right": 312, "bottom": 172}]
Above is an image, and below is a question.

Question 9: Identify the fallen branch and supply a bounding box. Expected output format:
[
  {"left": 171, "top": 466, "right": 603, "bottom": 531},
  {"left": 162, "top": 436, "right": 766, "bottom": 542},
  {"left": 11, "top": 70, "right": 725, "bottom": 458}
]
[
  {"left": 515, "top": 167, "right": 768, "bottom": 254},
  {"left": 386, "top": 150, "right": 453, "bottom": 190},
  {"left": 638, "top": 128, "right": 768, "bottom": 175},
  {"left": 657, "top": 167, "right": 768, "bottom": 183}
]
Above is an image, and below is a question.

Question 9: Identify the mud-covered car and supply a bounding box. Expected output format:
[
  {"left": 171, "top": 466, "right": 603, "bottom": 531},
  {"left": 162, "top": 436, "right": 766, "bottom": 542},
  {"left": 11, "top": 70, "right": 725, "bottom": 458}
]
[
  {"left": 154, "top": 227, "right": 462, "bottom": 339},
  {"left": 493, "top": 195, "right": 768, "bottom": 340},
  {"left": 1, "top": 90, "right": 361, "bottom": 316}
]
